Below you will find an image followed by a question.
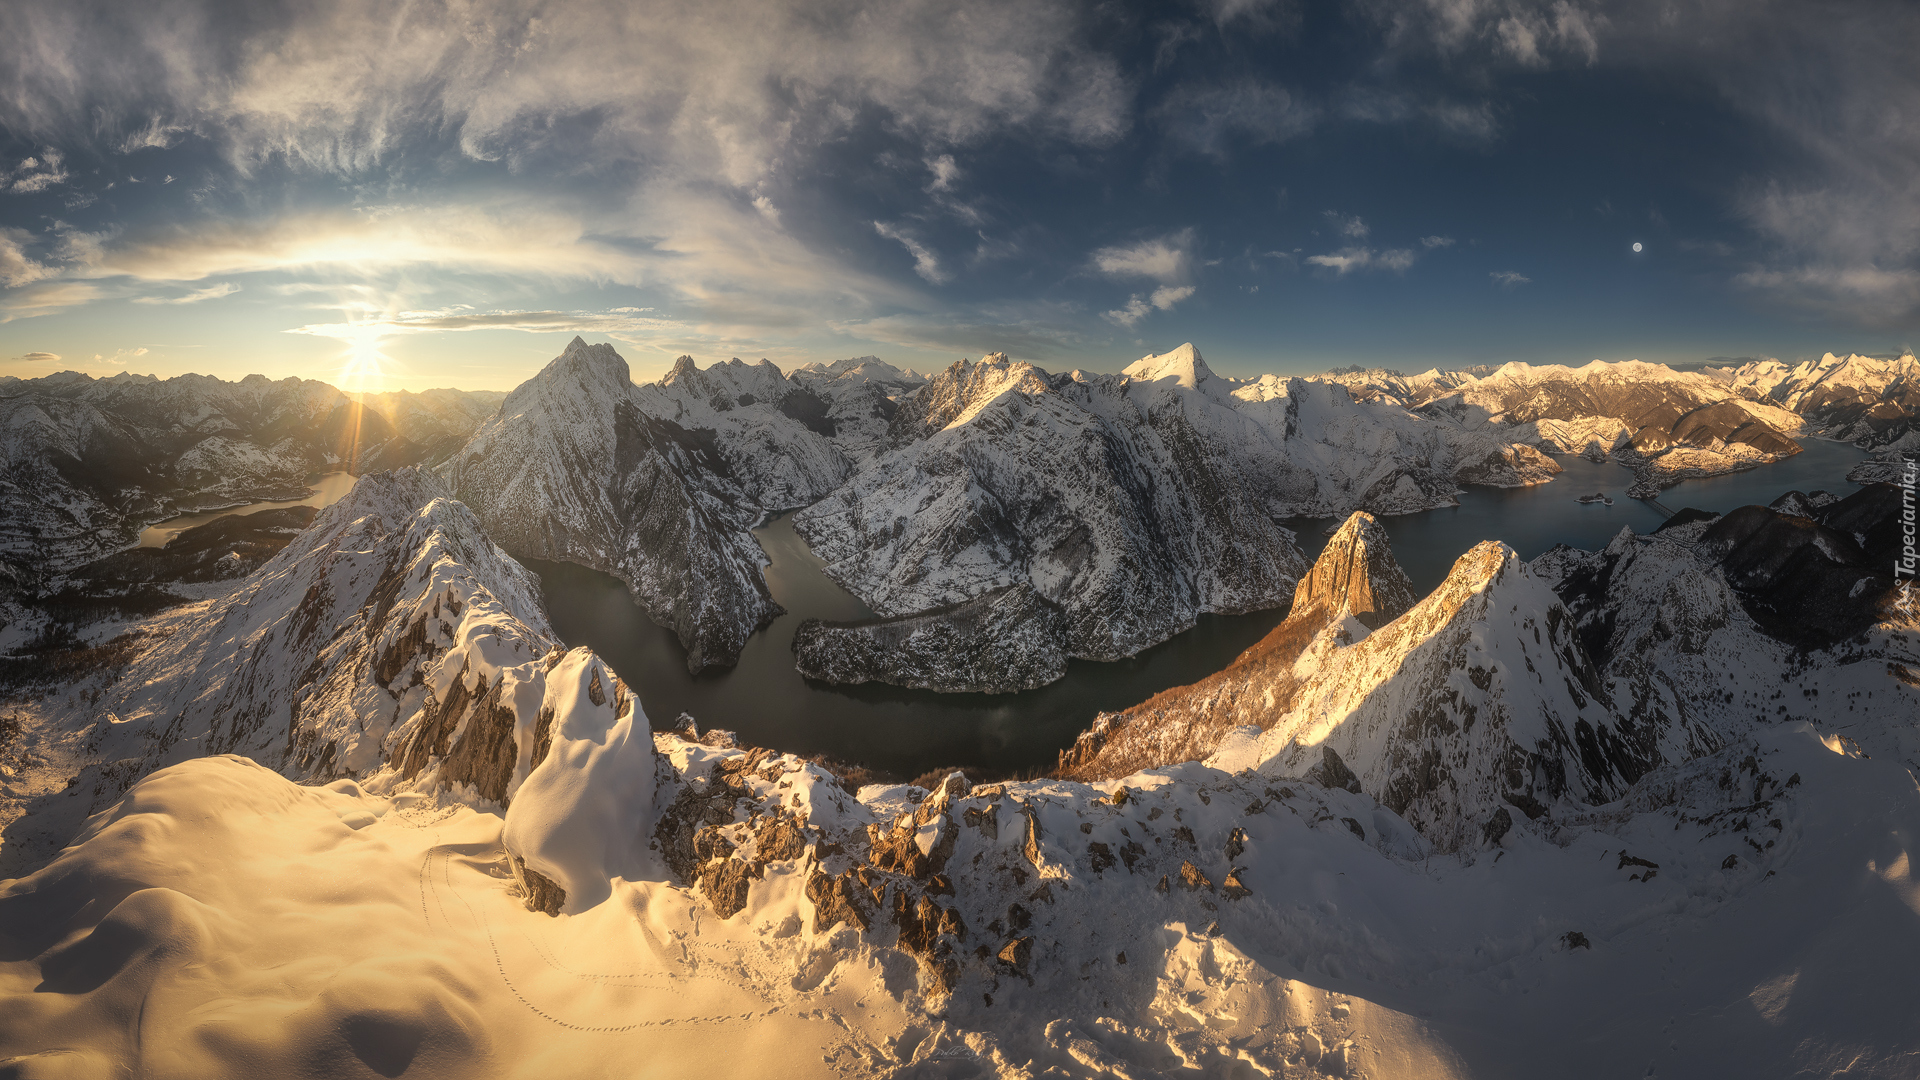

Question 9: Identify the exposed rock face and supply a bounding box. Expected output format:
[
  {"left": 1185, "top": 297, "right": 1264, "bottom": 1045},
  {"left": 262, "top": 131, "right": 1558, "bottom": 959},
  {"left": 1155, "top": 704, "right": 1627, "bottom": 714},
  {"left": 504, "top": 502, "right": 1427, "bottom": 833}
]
[
  {"left": 42, "top": 469, "right": 571, "bottom": 810},
  {"left": 1209, "top": 542, "right": 1653, "bottom": 851},
  {"left": 0, "top": 370, "right": 461, "bottom": 591},
  {"left": 441, "top": 339, "right": 788, "bottom": 672},
  {"left": 1289, "top": 511, "right": 1416, "bottom": 629},
  {"left": 792, "top": 583, "right": 1068, "bottom": 693},
  {"left": 1058, "top": 512, "right": 1415, "bottom": 781},
  {"left": 796, "top": 349, "right": 1325, "bottom": 670}
]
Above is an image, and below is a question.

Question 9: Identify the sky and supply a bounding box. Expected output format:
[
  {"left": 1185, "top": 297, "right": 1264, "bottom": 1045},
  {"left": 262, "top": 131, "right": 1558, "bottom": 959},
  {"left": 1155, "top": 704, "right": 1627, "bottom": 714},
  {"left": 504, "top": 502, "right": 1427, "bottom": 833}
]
[{"left": 1, "top": 0, "right": 1917, "bottom": 392}]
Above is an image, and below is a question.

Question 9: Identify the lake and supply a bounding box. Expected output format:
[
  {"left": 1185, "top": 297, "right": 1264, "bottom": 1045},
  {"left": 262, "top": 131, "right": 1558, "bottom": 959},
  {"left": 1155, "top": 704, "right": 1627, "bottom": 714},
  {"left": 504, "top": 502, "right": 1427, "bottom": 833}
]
[
  {"left": 139, "top": 472, "right": 359, "bottom": 547},
  {"left": 534, "top": 439, "right": 1869, "bottom": 778}
]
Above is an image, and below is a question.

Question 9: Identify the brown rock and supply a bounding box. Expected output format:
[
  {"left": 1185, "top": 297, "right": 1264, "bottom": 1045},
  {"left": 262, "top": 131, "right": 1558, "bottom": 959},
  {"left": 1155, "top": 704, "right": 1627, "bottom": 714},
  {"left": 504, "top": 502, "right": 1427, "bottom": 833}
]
[{"left": 1178, "top": 860, "right": 1212, "bottom": 892}]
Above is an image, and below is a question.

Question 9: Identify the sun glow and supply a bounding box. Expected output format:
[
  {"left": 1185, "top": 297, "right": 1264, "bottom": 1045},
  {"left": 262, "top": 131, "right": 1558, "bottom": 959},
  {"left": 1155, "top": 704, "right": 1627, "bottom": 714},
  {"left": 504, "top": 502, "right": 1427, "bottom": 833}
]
[{"left": 332, "top": 322, "right": 391, "bottom": 392}]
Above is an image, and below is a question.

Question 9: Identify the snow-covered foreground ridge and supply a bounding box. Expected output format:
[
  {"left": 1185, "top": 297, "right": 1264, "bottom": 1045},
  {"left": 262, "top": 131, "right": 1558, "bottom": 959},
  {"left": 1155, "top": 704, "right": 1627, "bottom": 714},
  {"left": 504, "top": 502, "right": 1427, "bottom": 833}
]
[
  {"left": 7, "top": 716, "right": 1920, "bottom": 1076},
  {"left": 7, "top": 471, "right": 1920, "bottom": 1077}
]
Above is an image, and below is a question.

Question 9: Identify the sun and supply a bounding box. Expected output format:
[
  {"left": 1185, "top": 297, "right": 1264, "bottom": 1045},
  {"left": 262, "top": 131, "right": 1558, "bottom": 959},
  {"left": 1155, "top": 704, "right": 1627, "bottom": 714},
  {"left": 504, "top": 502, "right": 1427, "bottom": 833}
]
[{"left": 334, "top": 323, "right": 390, "bottom": 392}]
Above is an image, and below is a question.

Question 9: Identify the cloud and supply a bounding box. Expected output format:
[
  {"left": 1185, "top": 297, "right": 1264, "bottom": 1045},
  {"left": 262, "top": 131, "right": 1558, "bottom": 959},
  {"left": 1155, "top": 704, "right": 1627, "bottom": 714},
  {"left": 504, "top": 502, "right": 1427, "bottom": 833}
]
[
  {"left": 1158, "top": 79, "right": 1318, "bottom": 157},
  {"left": 874, "top": 222, "right": 949, "bottom": 284},
  {"left": 1421, "top": 235, "right": 1455, "bottom": 248},
  {"left": 0, "top": 0, "right": 1128, "bottom": 183},
  {"left": 1306, "top": 246, "right": 1416, "bottom": 275},
  {"left": 5, "top": 149, "right": 68, "bottom": 193},
  {"left": 10, "top": 351, "right": 60, "bottom": 361},
  {"left": 0, "top": 228, "right": 54, "bottom": 286},
  {"left": 287, "top": 308, "right": 675, "bottom": 338},
  {"left": 1092, "top": 229, "right": 1196, "bottom": 284},
  {"left": 0, "top": 281, "right": 101, "bottom": 322},
  {"left": 1104, "top": 284, "right": 1196, "bottom": 328},
  {"left": 925, "top": 155, "right": 961, "bottom": 193},
  {"left": 1323, "top": 211, "right": 1369, "bottom": 239},
  {"left": 1490, "top": 270, "right": 1531, "bottom": 288},
  {"left": 132, "top": 282, "right": 240, "bottom": 304}
]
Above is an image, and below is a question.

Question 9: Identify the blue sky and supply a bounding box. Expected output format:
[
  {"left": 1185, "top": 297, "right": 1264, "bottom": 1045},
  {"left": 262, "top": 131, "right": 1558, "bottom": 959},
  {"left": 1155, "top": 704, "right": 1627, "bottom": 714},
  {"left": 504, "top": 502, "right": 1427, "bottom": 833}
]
[{"left": 1, "top": 0, "right": 1916, "bottom": 391}]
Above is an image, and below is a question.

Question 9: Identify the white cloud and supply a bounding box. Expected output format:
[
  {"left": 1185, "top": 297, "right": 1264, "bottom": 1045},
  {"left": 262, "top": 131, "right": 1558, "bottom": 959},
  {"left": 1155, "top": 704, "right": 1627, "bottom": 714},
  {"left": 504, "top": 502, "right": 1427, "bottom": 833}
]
[
  {"left": 1323, "top": 211, "right": 1369, "bottom": 239},
  {"left": 0, "top": 0, "right": 1128, "bottom": 183},
  {"left": 0, "top": 228, "right": 54, "bottom": 287},
  {"left": 6, "top": 149, "right": 68, "bottom": 193},
  {"left": 1306, "top": 246, "right": 1416, "bottom": 275},
  {"left": 1104, "top": 284, "right": 1196, "bottom": 328},
  {"left": 0, "top": 281, "right": 99, "bottom": 322},
  {"left": 133, "top": 282, "right": 240, "bottom": 304},
  {"left": 926, "top": 154, "right": 961, "bottom": 192},
  {"left": 874, "top": 222, "right": 949, "bottom": 285},
  {"left": 1092, "top": 229, "right": 1196, "bottom": 284},
  {"left": 1490, "top": 270, "right": 1531, "bottom": 288},
  {"left": 1421, "top": 235, "right": 1455, "bottom": 248}
]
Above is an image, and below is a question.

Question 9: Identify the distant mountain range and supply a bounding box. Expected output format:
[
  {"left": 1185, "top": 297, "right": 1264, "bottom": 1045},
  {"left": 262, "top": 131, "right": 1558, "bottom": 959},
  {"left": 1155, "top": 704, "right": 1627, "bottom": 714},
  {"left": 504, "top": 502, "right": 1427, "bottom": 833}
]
[{"left": 4, "top": 343, "right": 1916, "bottom": 693}]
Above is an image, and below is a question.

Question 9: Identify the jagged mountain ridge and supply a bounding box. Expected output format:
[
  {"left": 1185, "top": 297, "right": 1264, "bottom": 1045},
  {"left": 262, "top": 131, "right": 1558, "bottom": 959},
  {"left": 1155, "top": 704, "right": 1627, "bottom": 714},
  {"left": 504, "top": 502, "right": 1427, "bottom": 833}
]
[
  {"left": 0, "top": 369, "right": 502, "bottom": 592},
  {"left": 1058, "top": 511, "right": 1415, "bottom": 780},
  {"left": 1727, "top": 352, "right": 1920, "bottom": 448},
  {"left": 1415, "top": 359, "right": 1806, "bottom": 497},
  {"left": 789, "top": 345, "right": 1562, "bottom": 686},
  {"left": 39, "top": 469, "right": 558, "bottom": 812}
]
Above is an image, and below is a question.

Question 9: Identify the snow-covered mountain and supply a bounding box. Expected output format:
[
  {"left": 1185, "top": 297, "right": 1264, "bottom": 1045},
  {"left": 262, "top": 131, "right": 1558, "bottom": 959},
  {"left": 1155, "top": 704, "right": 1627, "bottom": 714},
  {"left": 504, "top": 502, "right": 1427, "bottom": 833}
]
[
  {"left": 1064, "top": 480, "right": 1920, "bottom": 855},
  {"left": 1415, "top": 359, "right": 1806, "bottom": 497},
  {"left": 1058, "top": 511, "right": 1416, "bottom": 782},
  {"left": 788, "top": 345, "right": 1558, "bottom": 689},
  {"left": 1313, "top": 365, "right": 1484, "bottom": 407},
  {"left": 440, "top": 340, "right": 786, "bottom": 672},
  {"left": 54, "top": 469, "right": 553, "bottom": 793},
  {"left": 5, "top": 452, "right": 1920, "bottom": 1076},
  {"left": 0, "top": 370, "right": 498, "bottom": 593},
  {"left": 1727, "top": 352, "right": 1920, "bottom": 448},
  {"left": 348, "top": 386, "right": 508, "bottom": 463}
]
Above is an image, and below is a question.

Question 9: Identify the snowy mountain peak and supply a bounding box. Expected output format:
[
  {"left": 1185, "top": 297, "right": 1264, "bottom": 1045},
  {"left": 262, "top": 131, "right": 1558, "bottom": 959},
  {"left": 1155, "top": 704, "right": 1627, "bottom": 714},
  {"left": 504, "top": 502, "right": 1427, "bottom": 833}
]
[
  {"left": 1124, "top": 343, "right": 1213, "bottom": 388},
  {"left": 1293, "top": 511, "right": 1416, "bottom": 630},
  {"left": 536, "top": 337, "right": 632, "bottom": 394}
]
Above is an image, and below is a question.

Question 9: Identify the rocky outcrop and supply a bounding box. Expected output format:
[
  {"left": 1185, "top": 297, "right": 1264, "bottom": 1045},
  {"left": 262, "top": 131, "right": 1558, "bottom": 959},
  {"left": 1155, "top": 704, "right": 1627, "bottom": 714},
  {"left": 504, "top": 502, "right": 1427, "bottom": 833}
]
[
  {"left": 1058, "top": 512, "right": 1415, "bottom": 781},
  {"left": 1208, "top": 542, "right": 1654, "bottom": 851},
  {"left": 796, "top": 349, "right": 1316, "bottom": 672},
  {"left": 441, "top": 339, "right": 784, "bottom": 672},
  {"left": 1289, "top": 511, "right": 1417, "bottom": 629},
  {"left": 792, "top": 583, "right": 1068, "bottom": 693}
]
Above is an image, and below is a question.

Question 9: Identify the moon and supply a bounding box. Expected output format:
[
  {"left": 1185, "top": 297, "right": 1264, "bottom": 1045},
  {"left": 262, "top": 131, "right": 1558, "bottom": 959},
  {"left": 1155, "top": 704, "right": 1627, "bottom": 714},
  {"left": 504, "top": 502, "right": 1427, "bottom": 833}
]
[{"left": 1632, "top": 242, "right": 1644, "bottom": 253}]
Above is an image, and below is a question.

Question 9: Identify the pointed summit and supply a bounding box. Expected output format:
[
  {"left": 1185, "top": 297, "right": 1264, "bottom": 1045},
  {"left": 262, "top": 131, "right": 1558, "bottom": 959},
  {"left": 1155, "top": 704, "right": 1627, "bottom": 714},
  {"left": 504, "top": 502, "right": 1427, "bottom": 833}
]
[
  {"left": 1292, "top": 512, "right": 1415, "bottom": 629},
  {"left": 1123, "top": 342, "right": 1212, "bottom": 388}
]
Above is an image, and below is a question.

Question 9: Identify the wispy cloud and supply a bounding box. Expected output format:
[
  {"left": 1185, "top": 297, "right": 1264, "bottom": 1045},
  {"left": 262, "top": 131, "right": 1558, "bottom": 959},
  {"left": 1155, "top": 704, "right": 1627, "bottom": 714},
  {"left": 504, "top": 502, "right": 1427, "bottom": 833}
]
[
  {"left": 1490, "top": 270, "right": 1531, "bottom": 288},
  {"left": 1104, "top": 285, "right": 1195, "bottom": 328},
  {"left": 874, "top": 222, "right": 949, "bottom": 284},
  {"left": 1092, "top": 229, "right": 1196, "bottom": 284},
  {"left": 1323, "top": 211, "right": 1369, "bottom": 240},
  {"left": 1307, "top": 246, "right": 1416, "bottom": 275},
  {"left": 5, "top": 149, "right": 67, "bottom": 194},
  {"left": 9, "top": 350, "right": 59, "bottom": 361},
  {"left": 1421, "top": 235, "right": 1455, "bottom": 248},
  {"left": 132, "top": 282, "right": 239, "bottom": 304}
]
